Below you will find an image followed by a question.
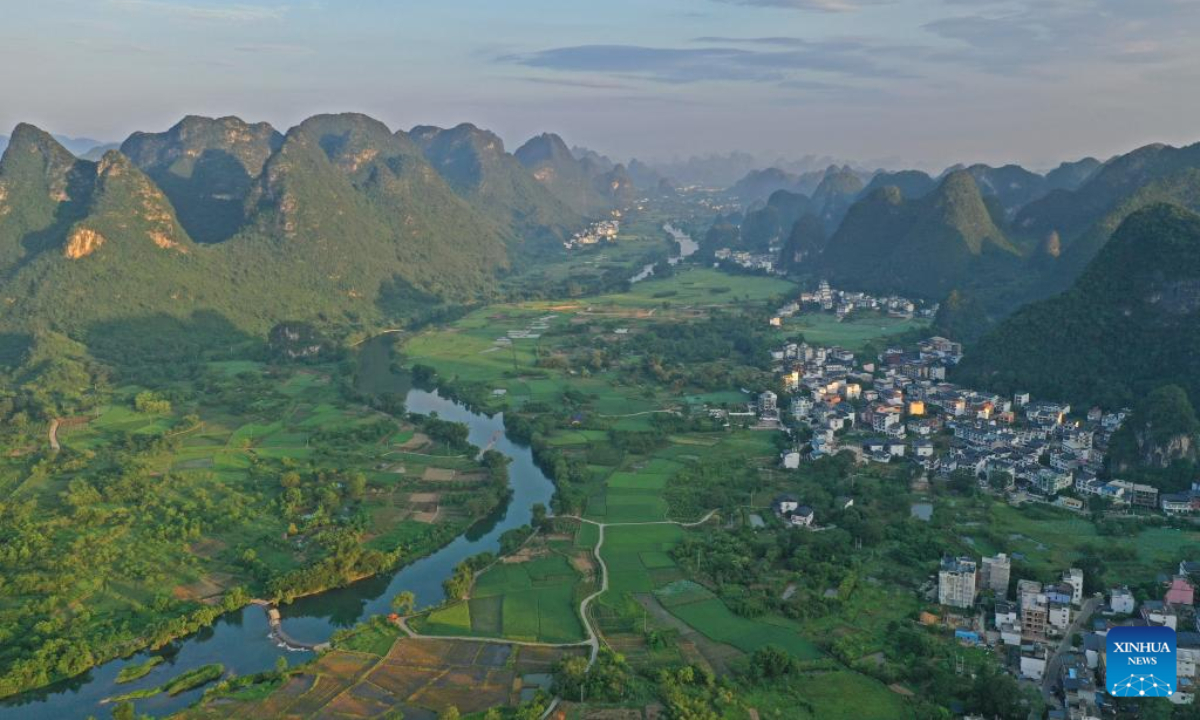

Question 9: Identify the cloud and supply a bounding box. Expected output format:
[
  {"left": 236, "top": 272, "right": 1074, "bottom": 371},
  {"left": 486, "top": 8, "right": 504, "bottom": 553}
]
[
  {"left": 107, "top": 0, "right": 284, "bottom": 22},
  {"left": 520, "top": 77, "right": 633, "bottom": 90},
  {"left": 504, "top": 39, "right": 920, "bottom": 85},
  {"left": 710, "top": 0, "right": 886, "bottom": 12},
  {"left": 233, "top": 43, "right": 313, "bottom": 55},
  {"left": 691, "top": 36, "right": 810, "bottom": 46},
  {"left": 923, "top": 0, "right": 1200, "bottom": 72}
]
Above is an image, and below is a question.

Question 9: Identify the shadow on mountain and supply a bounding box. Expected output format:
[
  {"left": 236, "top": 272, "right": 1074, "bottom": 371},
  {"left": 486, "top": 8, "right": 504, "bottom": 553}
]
[
  {"left": 150, "top": 149, "right": 253, "bottom": 244},
  {"left": 16, "top": 164, "right": 95, "bottom": 262},
  {"left": 0, "top": 332, "right": 32, "bottom": 368},
  {"left": 81, "top": 310, "right": 262, "bottom": 380}
]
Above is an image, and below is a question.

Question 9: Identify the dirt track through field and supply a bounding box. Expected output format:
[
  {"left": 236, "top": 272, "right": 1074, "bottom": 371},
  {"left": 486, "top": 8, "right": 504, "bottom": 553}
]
[{"left": 395, "top": 510, "right": 718, "bottom": 719}]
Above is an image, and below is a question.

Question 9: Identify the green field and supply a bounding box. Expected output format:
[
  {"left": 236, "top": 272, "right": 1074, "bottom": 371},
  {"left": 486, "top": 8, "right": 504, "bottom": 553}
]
[
  {"left": 740, "top": 670, "right": 916, "bottom": 719},
  {"left": 403, "top": 265, "right": 795, "bottom": 414},
  {"left": 416, "top": 543, "right": 588, "bottom": 643},
  {"left": 781, "top": 311, "right": 929, "bottom": 350},
  {"left": 959, "top": 501, "right": 1198, "bottom": 586},
  {"left": 654, "top": 580, "right": 822, "bottom": 659}
]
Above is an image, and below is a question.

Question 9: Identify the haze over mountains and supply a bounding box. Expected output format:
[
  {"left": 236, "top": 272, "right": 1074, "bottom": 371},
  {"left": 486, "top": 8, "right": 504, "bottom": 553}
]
[
  {"left": 713, "top": 137, "right": 1200, "bottom": 322},
  {"left": 0, "top": 114, "right": 637, "bottom": 340},
  {"left": 9, "top": 108, "right": 1200, "bottom": 386}
]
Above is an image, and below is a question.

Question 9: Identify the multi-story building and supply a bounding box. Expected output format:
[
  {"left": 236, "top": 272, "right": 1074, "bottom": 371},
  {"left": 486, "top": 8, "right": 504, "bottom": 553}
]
[
  {"left": 938, "top": 556, "right": 978, "bottom": 609},
  {"left": 981, "top": 553, "right": 1012, "bottom": 597},
  {"left": 758, "top": 391, "right": 778, "bottom": 417},
  {"left": 1062, "top": 568, "right": 1084, "bottom": 606}
]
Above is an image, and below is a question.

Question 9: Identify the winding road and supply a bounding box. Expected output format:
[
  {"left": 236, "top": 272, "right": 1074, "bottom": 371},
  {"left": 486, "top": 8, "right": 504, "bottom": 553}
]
[{"left": 393, "top": 510, "right": 719, "bottom": 717}]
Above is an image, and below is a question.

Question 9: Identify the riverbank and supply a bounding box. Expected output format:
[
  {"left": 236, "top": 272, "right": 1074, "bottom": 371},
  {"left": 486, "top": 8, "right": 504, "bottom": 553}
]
[{"left": 0, "top": 355, "right": 554, "bottom": 719}]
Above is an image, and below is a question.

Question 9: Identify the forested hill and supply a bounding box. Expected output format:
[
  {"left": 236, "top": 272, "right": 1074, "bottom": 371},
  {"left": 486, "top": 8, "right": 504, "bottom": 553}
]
[
  {"left": 953, "top": 204, "right": 1200, "bottom": 409},
  {"left": 0, "top": 114, "right": 605, "bottom": 343},
  {"left": 514, "top": 132, "right": 635, "bottom": 215},
  {"left": 816, "top": 170, "right": 1021, "bottom": 299},
  {"left": 410, "top": 123, "right": 582, "bottom": 253}
]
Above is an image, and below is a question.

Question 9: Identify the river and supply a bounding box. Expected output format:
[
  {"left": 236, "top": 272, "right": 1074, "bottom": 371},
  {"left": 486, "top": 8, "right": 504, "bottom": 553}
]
[
  {"left": 629, "top": 223, "right": 698, "bottom": 282},
  {"left": 0, "top": 365, "right": 556, "bottom": 719}
]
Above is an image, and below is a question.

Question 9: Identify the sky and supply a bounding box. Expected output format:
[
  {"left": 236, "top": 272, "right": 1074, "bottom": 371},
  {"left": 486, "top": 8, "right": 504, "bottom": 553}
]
[{"left": 2, "top": 0, "right": 1200, "bottom": 170}]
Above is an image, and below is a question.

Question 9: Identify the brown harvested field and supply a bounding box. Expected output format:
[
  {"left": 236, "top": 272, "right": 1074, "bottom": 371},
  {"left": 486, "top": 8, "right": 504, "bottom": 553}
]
[
  {"left": 512, "top": 645, "right": 586, "bottom": 673},
  {"left": 398, "top": 433, "right": 430, "bottom": 451},
  {"left": 502, "top": 544, "right": 548, "bottom": 564},
  {"left": 367, "top": 639, "right": 516, "bottom": 715},
  {"left": 412, "top": 683, "right": 510, "bottom": 714},
  {"left": 286, "top": 675, "right": 349, "bottom": 717},
  {"left": 320, "top": 680, "right": 398, "bottom": 718},
  {"left": 407, "top": 491, "right": 441, "bottom": 503},
  {"left": 367, "top": 664, "right": 444, "bottom": 698},
  {"left": 570, "top": 551, "right": 596, "bottom": 575},
  {"left": 172, "top": 572, "right": 234, "bottom": 603},
  {"left": 248, "top": 674, "right": 314, "bottom": 717},
  {"left": 421, "top": 467, "right": 456, "bottom": 482},
  {"left": 315, "top": 651, "right": 378, "bottom": 680},
  {"left": 411, "top": 507, "right": 440, "bottom": 524},
  {"left": 201, "top": 638, "right": 549, "bottom": 718},
  {"left": 384, "top": 637, "right": 458, "bottom": 667}
]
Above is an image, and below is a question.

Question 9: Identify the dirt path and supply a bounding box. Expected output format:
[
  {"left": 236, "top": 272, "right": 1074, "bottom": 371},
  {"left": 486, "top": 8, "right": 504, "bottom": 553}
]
[
  {"left": 392, "top": 510, "right": 719, "bottom": 720},
  {"left": 48, "top": 418, "right": 60, "bottom": 451}
]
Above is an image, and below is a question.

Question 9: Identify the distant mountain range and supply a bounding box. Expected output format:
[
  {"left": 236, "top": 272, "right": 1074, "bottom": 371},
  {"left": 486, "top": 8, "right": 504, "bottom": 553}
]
[
  {"left": 714, "top": 138, "right": 1200, "bottom": 320},
  {"left": 0, "top": 132, "right": 117, "bottom": 160},
  {"left": 0, "top": 115, "right": 637, "bottom": 343}
]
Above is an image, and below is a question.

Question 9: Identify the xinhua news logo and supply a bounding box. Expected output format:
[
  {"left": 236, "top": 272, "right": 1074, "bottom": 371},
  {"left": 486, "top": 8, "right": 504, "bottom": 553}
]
[{"left": 1107, "top": 625, "right": 1176, "bottom": 697}]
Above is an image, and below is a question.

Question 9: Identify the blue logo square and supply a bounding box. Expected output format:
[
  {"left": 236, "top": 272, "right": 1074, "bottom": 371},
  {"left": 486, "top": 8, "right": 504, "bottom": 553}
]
[{"left": 1107, "top": 625, "right": 1177, "bottom": 697}]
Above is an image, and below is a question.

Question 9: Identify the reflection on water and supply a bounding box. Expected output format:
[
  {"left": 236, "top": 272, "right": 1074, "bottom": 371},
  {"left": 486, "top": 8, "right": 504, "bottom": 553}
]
[{"left": 630, "top": 223, "right": 698, "bottom": 282}]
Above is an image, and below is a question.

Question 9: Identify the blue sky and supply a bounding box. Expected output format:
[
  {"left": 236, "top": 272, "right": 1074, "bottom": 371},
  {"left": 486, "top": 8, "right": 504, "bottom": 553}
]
[{"left": 3, "top": 0, "right": 1199, "bottom": 168}]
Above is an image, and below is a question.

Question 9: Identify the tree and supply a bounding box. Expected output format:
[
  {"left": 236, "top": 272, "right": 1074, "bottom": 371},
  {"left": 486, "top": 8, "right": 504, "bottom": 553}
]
[
  {"left": 747, "top": 645, "right": 797, "bottom": 680},
  {"left": 346, "top": 472, "right": 367, "bottom": 500},
  {"left": 531, "top": 503, "right": 547, "bottom": 529},
  {"left": 391, "top": 590, "right": 416, "bottom": 616},
  {"left": 112, "top": 702, "right": 136, "bottom": 720},
  {"left": 438, "top": 706, "right": 460, "bottom": 720}
]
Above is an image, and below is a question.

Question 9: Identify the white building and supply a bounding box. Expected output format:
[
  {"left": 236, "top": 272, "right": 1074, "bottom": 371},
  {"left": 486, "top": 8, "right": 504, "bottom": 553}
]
[
  {"left": 1063, "top": 568, "right": 1084, "bottom": 606},
  {"left": 1110, "top": 586, "right": 1136, "bottom": 615},
  {"left": 939, "top": 556, "right": 978, "bottom": 609}
]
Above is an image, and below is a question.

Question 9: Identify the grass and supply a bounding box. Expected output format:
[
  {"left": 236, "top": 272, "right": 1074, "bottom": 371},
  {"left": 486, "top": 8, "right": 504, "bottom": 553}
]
[
  {"left": 739, "top": 670, "right": 916, "bottom": 719},
  {"left": 115, "top": 656, "right": 164, "bottom": 684},
  {"left": 780, "top": 311, "right": 929, "bottom": 351},
  {"left": 416, "top": 543, "right": 587, "bottom": 644},
  {"left": 332, "top": 619, "right": 402, "bottom": 656},
  {"left": 667, "top": 597, "right": 822, "bottom": 660},
  {"left": 108, "top": 663, "right": 225, "bottom": 703}
]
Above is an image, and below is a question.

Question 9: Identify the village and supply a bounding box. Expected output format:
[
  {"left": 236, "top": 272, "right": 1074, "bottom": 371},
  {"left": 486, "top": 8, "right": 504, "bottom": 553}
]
[
  {"left": 722, "top": 285, "right": 1200, "bottom": 717},
  {"left": 563, "top": 218, "right": 620, "bottom": 249},
  {"left": 930, "top": 551, "right": 1200, "bottom": 717},
  {"left": 774, "top": 279, "right": 939, "bottom": 323}
]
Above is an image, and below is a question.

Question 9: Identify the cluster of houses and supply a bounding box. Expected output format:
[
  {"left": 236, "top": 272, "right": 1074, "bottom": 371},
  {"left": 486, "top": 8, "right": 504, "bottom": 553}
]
[
  {"left": 939, "top": 554, "right": 1200, "bottom": 713},
  {"left": 763, "top": 334, "right": 1178, "bottom": 517},
  {"left": 771, "top": 279, "right": 936, "bottom": 323},
  {"left": 564, "top": 219, "right": 619, "bottom": 249},
  {"left": 713, "top": 247, "right": 776, "bottom": 272}
]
